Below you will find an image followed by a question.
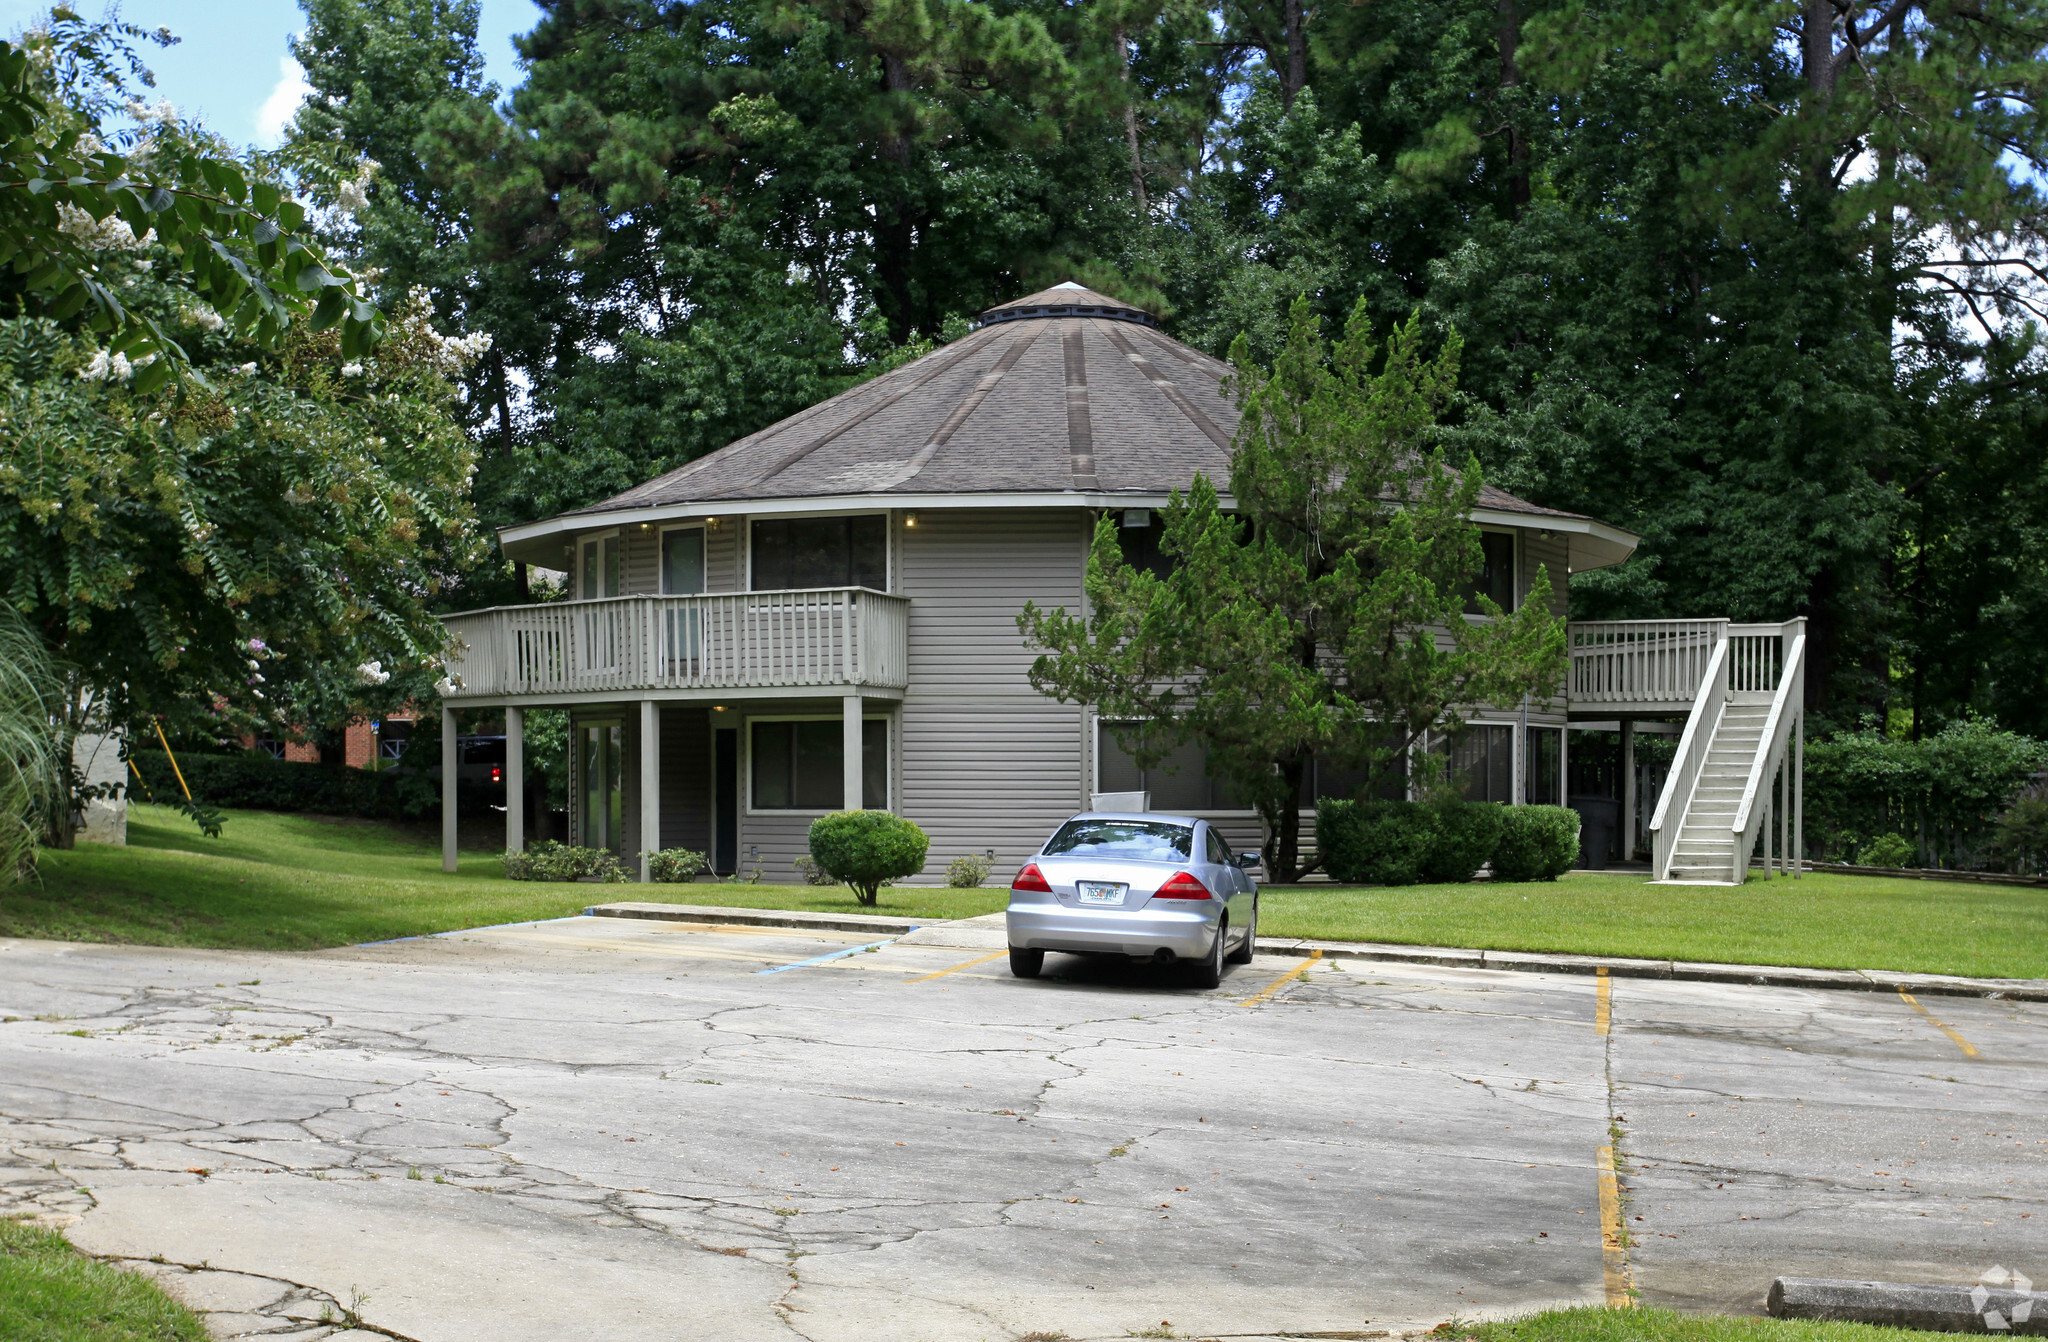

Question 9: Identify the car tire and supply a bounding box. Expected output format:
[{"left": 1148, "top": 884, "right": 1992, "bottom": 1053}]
[
  {"left": 1009, "top": 947, "right": 1045, "bottom": 979},
  {"left": 1189, "top": 917, "right": 1226, "bottom": 989},
  {"left": 1227, "top": 900, "right": 1257, "bottom": 964}
]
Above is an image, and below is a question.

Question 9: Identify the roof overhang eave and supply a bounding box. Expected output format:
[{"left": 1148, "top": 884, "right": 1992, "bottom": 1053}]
[
  {"left": 499, "top": 493, "right": 1642, "bottom": 572},
  {"left": 1469, "top": 507, "right": 1639, "bottom": 572}
]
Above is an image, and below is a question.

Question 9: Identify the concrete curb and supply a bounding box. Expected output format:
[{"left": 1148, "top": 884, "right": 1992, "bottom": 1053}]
[
  {"left": 1769, "top": 1277, "right": 2046, "bottom": 1333},
  {"left": 584, "top": 901, "right": 2048, "bottom": 1000},
  {"left": 586, "top": 902, "right": 920, "bottom": 937}
]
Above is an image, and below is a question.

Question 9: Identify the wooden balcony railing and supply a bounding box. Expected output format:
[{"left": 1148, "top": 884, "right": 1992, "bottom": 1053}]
[
  {"left": 1567, "top": 619, "right": 1728, "bottom": 710},
  {"left": 439, "top": 589, "right": 910, "bottom": 700}
]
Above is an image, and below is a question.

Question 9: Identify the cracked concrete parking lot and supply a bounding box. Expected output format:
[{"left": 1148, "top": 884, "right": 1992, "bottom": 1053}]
[{"left": 2, "top": 916, "right": 2044, "bottom": 1341}]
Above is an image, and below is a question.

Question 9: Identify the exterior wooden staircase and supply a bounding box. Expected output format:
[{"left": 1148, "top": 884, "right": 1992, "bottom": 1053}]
[{"left": 1645, "top": 622, "right": 1806, "bottom": 885}]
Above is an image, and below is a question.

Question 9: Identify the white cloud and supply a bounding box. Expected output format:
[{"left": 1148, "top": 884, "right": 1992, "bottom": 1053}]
[{"left": 254, "top": 56, "right": 311, "bottom": 147}]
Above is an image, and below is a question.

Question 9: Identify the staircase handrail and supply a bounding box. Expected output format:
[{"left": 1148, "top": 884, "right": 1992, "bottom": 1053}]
[
  {"left": 1647, "top": 635, "right": 1729, "bottom": 879},
  {"left": 1728, "top": 633, "right": 1806, "bottom": 870}
]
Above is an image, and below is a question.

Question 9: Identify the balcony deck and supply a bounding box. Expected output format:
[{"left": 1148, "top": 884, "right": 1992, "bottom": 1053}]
[
  {"left": 439, "top": 588, "right": 909, "bottom": 703},
  {"left": 1567, "top": 619, "right": 1786, "bottom": 716}
]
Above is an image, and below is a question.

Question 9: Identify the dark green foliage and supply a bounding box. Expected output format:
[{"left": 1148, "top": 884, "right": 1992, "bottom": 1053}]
[
  {"left": 1803, "top": 720, "right": 2047, "bottom": 869},
  {"left": 808, "top": 810, "right": 931, "bottom": 906},
  {"left": 1316, "top": 800, "right": 1435, "bottom": 887},
  {"left": 1992, "top": 785, "right": 2048, "bottom": 877},
  {"left": 1418, "top": 800, "right": 1505, "bottom": 885},
  {"left": 501, "top": 840, "right": 629, "bottom": 883},
  {"left": 1491, "top": 807, "right": 1581, "bottom": 883},
  {"left": 127, "top": 750, "right": 494, "bottom": 822},
  {"left": 1856, "top": 834, "right": 1915, "bottom": 870},
  {"left": 1319, "top": 797, "right": 1511, "bottom": 885}
]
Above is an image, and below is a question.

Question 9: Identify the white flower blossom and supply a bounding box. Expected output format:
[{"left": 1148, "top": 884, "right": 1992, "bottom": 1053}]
[
  {"left": 80, "top": 350, "right": 132, "bottom": 383},
  {"left": 56, "top": 202, "right": 152, "bottom": 251},
  {"left": 335, "top": 157, "right": 380, "bottom": 216},
  {"left": 123, "top": 96, "right": 179, "bottom": 126},
  {"left": 356, "top": 660, "right": 392, "bottom": 686},
  {"left": 183, "top": 305, "right": 225, "bottom": 332},
  {"left": 434, "top": 676, "right": 461, "bottom": 697},
  {"left": 340, "top": 361, "right": 364, "bottom": 377},
  {"left": 238, "top": 362, "right": 258, "bottom": 374}
]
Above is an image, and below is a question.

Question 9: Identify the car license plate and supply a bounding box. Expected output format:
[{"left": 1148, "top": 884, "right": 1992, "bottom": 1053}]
[{"left": 1076, "top": 881, "right": 1126, "bottom": 906}]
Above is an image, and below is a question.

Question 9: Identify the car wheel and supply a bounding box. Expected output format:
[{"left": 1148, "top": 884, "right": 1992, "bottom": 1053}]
[
  {"left": 1189, "top": 917, "right": 1226, "bottom": 989},
  {"left": 1227, "top": 900, "right": 1257, "bottom": 964},
  {"left": 1009, "top": 947, "right": 1045, "bottom": 979}
]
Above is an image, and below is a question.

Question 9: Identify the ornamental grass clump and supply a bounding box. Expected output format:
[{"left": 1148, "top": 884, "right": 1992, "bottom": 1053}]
[
  {"left": 807, "top": 810, "right": 930, "bottom": 906},
  {"left": 501, "top": 840, "right": 629, "bottom": 883}
]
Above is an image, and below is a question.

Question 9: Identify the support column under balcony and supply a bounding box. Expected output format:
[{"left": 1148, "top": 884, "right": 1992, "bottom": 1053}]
[
  {"left": 843, "top": 694, "right": 863, "bottom": 812},
  {"left": 441, "top": 705, "right": 458, "bottom": 874},
  {"left": 639, "top": 700, "right": 660, "bottom": 882},
  {"left": 506, "top": 705, "right": 525, "bottom": 854}
]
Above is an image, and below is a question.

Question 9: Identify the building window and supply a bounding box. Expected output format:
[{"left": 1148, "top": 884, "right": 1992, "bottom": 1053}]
[
  {"left": 1525, "top": 726, "right": 1563, "bottom": 805},
  {"left": 750, "top": 718, "right": 888, "bottom": 811},
  {"left": 750, "top": 515, "right": 886, "bottom": 591},
  {"left": 252, "top": 737, "right": 287, "bottom": 759},
  {"left": 1439, "top": 724, "right": 1514, "bottom": 803},
  {"left": 579, "top": 722, "right": 624, "bottom": 852},
  {"left": 1463, "top": 531, "right": 1516, "bottom": 614},
  {"left": 1097, "top": 724, "right": 1406, "bottom": 808},
  {"left": 1116, "top": 510, "right": 1174, "bottom": 579},
  {"left": 377, "top": 719, "right": 412, "bottom": 761}
]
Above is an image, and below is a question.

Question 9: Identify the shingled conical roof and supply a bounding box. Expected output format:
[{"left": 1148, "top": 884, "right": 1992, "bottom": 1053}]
[
  {"left": 558, "top": 281, "right": 1592, "bottom": 525},
  {"left": 567, "top": 283, "right": 1235, "bottom": 513}
]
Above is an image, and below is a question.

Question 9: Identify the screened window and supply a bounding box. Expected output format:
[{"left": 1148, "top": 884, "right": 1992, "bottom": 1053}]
[
  {"left": 1096, "top": 727, "right": 1243, "bottom": 810},
  {"left": 1438, "top": 725, "right": 1514, "bottom": 803},
  {"left": 750, "top": 718, "right": 888, "bottom": 810},
  {"left": 1044, "top": 819, "right": 1193, "bottom": 862},
  {"left": 750, "top": 515, "right": 887, "bottom": 591},
  {"left": 1463, "top": 531, "right": 1516, "bottom": 615},
  {"left": 1525, "top": 726, "right": 1563, "bottom": 805}
]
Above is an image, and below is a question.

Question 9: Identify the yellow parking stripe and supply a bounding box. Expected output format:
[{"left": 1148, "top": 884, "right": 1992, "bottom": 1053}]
[
  {"left": 904, "top": 949, "right": 1008, "bottom": 984},
  {"left": 1238, "top": 948, "right": 1322, "bottom": 1008},
  {"left": 1596, "top": 968, "right": 1612, "bottom": 1036},
  {"left": 1897, "top": 987, "right": 1980, "bottom": 1058},
  {"left": 1597, "top": 1145, "right": 1633, "bottom": 1306}
]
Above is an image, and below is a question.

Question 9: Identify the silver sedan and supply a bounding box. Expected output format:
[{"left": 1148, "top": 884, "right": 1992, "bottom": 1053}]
[{"left": 1004, "top": 813, "right": 1260, "bottom": 988}]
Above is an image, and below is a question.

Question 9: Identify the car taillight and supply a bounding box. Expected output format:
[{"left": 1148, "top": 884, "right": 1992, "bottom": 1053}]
[
  {"left": 490, "top": 766, "right": 503, "bottom": 783},
  {"left": 1011, "top": 862, "right": 1052, "bottom": 893},
  {"left": 1152, "top": 871, "right": 1212, "bottom": 900}
]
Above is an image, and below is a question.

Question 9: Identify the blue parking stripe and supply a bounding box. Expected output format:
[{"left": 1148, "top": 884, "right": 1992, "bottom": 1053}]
[{"left": 756, "top": 936, "right": 909, "bottom": 974}]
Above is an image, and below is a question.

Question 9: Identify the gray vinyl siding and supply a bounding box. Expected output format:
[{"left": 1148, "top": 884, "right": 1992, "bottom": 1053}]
[
  {"left": 1521, "top": 529, "right": 1570, "bottom": 619},
  {"left": 621, "top": 527, "right": 659, "bottom": 595},
  {"left": 707, "top": 521, "right": 741, "bottom": 593},
  {"left": 894, "top": 507, "right": 1091, "bottom": 877}
]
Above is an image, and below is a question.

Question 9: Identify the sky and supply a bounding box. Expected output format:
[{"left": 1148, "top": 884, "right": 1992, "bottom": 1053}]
[{"left": 0, "top": 0, "right": 543, "bottom": 148}]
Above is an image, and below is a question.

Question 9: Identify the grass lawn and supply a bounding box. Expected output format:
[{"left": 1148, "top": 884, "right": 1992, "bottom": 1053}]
[
  {"left": 1258, "top": 869, "right": 2048, "bottom": 978},
  {"left": 8, "top": 807, "right": 2043, "bottom": 976},
  {"left": 0, "top": 1218, "right": 209, "bottom": 1342},
  {"left": 2, "top": 806, "right": 1004, "bottom": 950},
  {"left": 1447, "top": 1307, "right": 1960, "bottom": 1342}
]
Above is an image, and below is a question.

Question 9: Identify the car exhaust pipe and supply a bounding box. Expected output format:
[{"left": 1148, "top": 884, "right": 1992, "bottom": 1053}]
[{"left": 1152, "top": 948, "right": 1176, "bottom": 964}]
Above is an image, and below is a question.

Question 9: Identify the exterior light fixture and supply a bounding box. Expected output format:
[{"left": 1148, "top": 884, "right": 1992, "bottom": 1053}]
[
  {"left": 904, "top": 513, "right": 918, "bottom": 527},
  {"left": 713, "top": 705, "right": 727, "bottom": 712}
]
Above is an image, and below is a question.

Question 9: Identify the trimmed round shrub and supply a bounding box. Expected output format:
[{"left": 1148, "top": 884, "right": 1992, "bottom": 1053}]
[
  {"left": 945, "top": 853, "right": 993, "bottom": 888},
  {"left": 807, "top": 810, "right": 930, "bottom": 905},
  {"left": 1417, "top": 800, "right": 1505, "bottom": 884},
  {"left": 1318, "top": 798, "right": 1436, "bottom": 886},
  {"left": 1491, "top": 805, "right": 1581, "bottom": 882},
  {"left": 1855, "top": 832, "right": 1915, "bottom": 869}
]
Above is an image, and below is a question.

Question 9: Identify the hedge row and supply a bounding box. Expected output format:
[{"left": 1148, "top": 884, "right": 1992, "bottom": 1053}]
[
  {"left": 128, "top": 750, "right": 498, "bottom": 820},
  {"left": 1317, "top": 799, "right": 1580, "bottom": 885}
]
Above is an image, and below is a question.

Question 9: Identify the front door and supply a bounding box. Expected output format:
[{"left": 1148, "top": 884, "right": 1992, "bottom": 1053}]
[
  {"left": 579, "top": 721, "right": 624, "bottom": 854},
  {"left": 713, "top": 726, "right": 738, "bottom": 875}
]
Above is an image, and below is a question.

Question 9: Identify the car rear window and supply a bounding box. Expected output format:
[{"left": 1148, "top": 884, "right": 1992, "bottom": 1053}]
[{"left": 1043, "top": 820, "right": 1193, "bottom": 862}]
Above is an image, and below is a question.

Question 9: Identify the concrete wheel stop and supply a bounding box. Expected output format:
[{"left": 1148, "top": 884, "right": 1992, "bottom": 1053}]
[{"left": 1770, "top": 1276, "right": 2044, "bottom": 1333}]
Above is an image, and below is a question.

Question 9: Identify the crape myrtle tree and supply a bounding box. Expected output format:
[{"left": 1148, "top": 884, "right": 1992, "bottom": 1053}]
[
  {"left": 1019, "top": 298, "right": 1567, "bottom": 880},
  {"left": 0, "top": 15, "right": 486, "bottom": 844}
]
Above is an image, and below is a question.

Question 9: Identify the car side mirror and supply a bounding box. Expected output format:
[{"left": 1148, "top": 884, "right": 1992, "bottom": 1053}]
[{"left": 1238, "top": 852, "right": 1261, "bottom": 869}]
